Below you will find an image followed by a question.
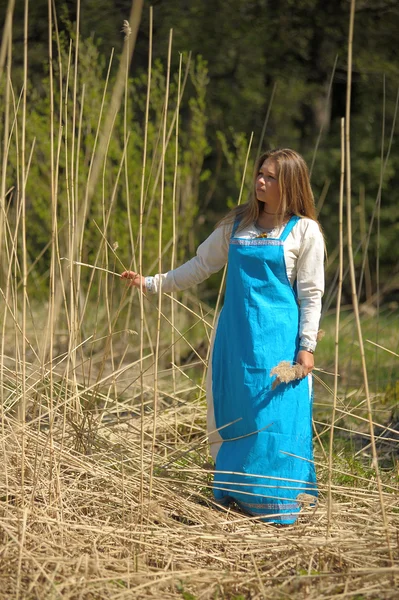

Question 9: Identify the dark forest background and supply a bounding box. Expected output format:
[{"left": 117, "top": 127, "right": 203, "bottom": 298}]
[{"left": 1, "top": 0, "right": 399, "bottom": 305}]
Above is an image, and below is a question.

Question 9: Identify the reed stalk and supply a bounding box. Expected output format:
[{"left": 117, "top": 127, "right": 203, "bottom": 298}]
[
  {"left": 122, "top": 21, "right": 136, "bottom": 350},
  {"left": 356, "top": 86, "right": 399, "bottom": 303},
  {"left": 0, "top": 0, "right": 15, "bottom": 80},
  {"left": 85, "top": 0, "right": 144, "bottom": 207},
  {"left": 0, "top": 6, "right": 13, "bottom": 277},
  {"left": 65, "top": 2, "right": 80, "bottom": 420},
  {"left": 327, "top": 119, "right": 345, "bottom": 534},
  {"left": 309, "top": 54, "right": 338, "bottom": 179},
  {"left": 374, "top": 75, "right": 385, "bottom": 396},
  {"left": 138, "top": 6, "right": 153, "bottom": 518},
  {"left": 77, "top": 48, "right": 115, "bottom": 329},
  {"left": 171, "top": 53, "right": 183, "bottom": 440},
  {"left": 149, "top": 29, "right": 173, "bottom": 502},
  {"left": 123, "top": 22, "right": 135, "bottom": 267},
  {"left": 344, "top": 0, "right": 393, "bottom": 565},
  {"left": 19, "top": 0, "right": 29, "bottom": 497},
  {"left": 327, "top": 117, "right": 344, "bottom": 532},
  {"left": 255, "top": 82, "right": 277, "bottom": 162},
  {"left": 0, "top": 4, "right": 397, "bottom": 599},
  {"left": 45, "top": 0, "right": 58, "bottom": 509},
  {"left": 358, "top": 184, "right": 372, "bottom": 303},
  {"left": 142, "top": 54, "right": 191, "bottom": 234},
  {"left": 0, "top": 8, "right": 12, "bottom": 508}
]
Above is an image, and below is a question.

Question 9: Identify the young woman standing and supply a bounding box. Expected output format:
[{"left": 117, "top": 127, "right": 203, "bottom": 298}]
[{"left": 122, "top": 148, "right": 325, "bottom": 524}]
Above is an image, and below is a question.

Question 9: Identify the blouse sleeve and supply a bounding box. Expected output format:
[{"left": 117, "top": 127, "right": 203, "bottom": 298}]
[
  {"left": 296, "top": 221, "right": 325, "bottom": 351},
  {"left": 145, "top": 223, "right": 231, "bottom": 294}
]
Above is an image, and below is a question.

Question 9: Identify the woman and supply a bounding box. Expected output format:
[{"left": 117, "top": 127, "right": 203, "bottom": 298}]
[{"left": 122, "top": 148, "right": 324, "bottom": 524}]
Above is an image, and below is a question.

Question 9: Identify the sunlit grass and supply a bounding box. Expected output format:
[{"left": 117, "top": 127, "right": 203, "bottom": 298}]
[{"left": 0, "top": 1, "right": 398, "bottom": 598}]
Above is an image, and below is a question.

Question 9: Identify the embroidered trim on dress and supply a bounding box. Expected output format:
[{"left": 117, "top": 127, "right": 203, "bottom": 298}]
[
  {"left": 230, "top": 238, "right": 283, "bottom": 247},
  {"left": 239, "top": 500, "right": 299, "bottom": 510}
]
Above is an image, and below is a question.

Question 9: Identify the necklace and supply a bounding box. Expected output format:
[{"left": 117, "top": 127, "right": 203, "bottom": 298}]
[{"left": 254, "top": 223, "right": 278, "bottom": 239}]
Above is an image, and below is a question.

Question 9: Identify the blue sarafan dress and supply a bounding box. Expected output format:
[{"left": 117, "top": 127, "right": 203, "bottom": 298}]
[{"left": 211, "top": 216, "right": 317, "bottom": 524}]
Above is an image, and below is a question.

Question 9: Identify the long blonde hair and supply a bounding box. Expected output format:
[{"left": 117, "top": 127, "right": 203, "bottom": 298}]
[{"left": 217, "top": 148, "right": 319, "bottom": 232}]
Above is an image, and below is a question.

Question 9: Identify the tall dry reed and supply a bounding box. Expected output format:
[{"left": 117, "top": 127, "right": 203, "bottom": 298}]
[{"left": 0, "top": 2, "right": 397, "bottom": 598}]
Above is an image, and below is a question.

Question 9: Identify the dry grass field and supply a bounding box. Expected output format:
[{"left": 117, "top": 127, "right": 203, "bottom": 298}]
[
  {"left": 1, "top": 0, "right": 398, "bottom": 598},
  {"left": 1, "top": 284, "right": 398, "bottom": 600}
]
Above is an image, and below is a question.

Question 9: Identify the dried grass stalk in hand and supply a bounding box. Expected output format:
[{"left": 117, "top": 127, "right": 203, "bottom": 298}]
[{"left": 270, "top": 361, "right": 306, "bottom": 390}]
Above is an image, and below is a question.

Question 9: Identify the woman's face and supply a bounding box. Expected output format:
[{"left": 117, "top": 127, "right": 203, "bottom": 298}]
[{"left": 255, "top": 158, "right": 281, "bottom": 212}]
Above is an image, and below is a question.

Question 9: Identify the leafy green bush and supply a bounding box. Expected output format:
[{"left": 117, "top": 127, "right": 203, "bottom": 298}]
[{"left": 1, "top": 34, "right": 210, "bottom": 292}]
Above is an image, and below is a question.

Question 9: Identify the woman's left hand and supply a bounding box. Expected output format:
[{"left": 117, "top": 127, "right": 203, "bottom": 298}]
[{"left": 296, "top": 350, "right": 314, "bottom": 377}]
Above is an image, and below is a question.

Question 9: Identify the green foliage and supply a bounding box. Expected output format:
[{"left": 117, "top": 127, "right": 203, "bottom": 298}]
[
  {"left": 2, "top": 33, "right": 210, "bottom": 290},
  {"left": 297, "top": 568, "right": 320, "bottom": 576},
  {"left": 383, "top": 380, "right": 399, "bottom": 422},
  {"left": 2, "top": 0, "right": 399, "bottom": 293},
  {"left": 176, "top": 581, "right": 197, "bottom": 600},
  {"left": 148, "top": 0, "right": 399, "bottom": 287},
  {"left": 384, "top": 380, "right": 399, "bottom": 404},
  {"left": 216, "top": 128, "right": 253, "bottom": 208}
]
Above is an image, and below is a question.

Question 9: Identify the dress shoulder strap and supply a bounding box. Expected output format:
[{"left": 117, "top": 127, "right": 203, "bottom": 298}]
[
  {"left": 280, "top": 215, "right": 300, "bottom": 241},
  {"left": 231, "top": 218, "right": 240, "bottom": 238}
]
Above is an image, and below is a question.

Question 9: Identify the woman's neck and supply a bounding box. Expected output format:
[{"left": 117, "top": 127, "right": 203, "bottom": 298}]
[{"left": 256, "top": 209, "right": 287, "bottom": 229}]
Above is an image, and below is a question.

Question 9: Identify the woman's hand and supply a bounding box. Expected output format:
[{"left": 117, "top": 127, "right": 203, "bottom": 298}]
[
  {"left": 296, "top": 350, "right": 314, "bottom": 377},
  {"left": 121, "top": 271, "right": 146, "bottom": 292}
]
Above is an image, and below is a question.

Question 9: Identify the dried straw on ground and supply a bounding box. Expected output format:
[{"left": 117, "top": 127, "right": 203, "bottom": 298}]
[
  {"left": 0, "top": 378, "right": 398, "bottom": 600},
  {"left": 1, "top": 1, "right": 398, "bottom": 597}
]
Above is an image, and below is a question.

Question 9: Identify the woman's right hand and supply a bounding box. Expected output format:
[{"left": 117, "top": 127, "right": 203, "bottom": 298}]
[{"left": 121, "top": 271, "right": 147, "bottom": 292}]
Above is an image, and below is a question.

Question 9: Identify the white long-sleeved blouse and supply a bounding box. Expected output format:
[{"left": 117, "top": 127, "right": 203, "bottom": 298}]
[{"left": 145, "top": 217, "right": 325, "bottom": 350}]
